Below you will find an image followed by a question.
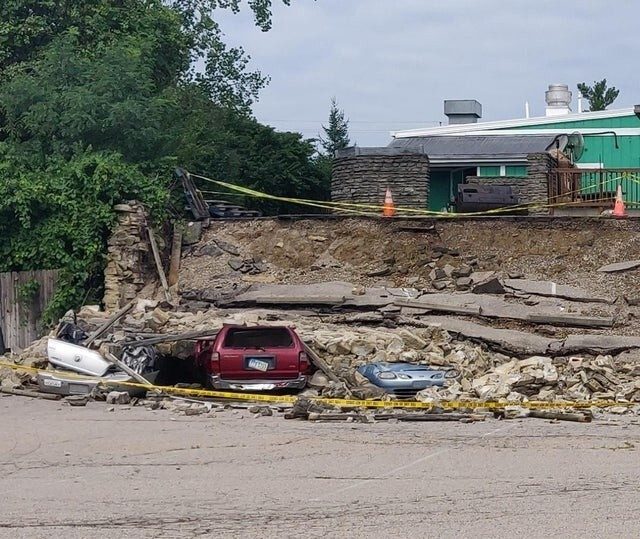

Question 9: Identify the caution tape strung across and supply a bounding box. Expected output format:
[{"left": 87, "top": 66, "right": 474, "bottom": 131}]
[
  {"left": 0, "top": 360, "right": 634, "bottom": 411},
  {"left": 189, "top": 173, "right": 630, "bottom": 218}
]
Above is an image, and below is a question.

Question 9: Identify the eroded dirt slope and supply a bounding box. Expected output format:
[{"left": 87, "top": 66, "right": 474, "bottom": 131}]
[{"left": 180, "top": 217, "right": 640, "bottom": 300}]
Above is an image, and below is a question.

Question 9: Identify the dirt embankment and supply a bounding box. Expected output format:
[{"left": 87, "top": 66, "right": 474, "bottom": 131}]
[{"left": 179, "top": 217, "right": 640, "bottom": 301}]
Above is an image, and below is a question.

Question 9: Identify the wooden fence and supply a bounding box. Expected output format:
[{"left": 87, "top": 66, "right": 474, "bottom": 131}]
[{"left": 0, "top": 270, "right": 59, "bottom": 353}]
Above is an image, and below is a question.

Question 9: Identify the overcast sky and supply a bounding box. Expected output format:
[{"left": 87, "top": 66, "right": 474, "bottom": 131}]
[{"left": 217, "top": 0, "right": 639, "bottom": 147}]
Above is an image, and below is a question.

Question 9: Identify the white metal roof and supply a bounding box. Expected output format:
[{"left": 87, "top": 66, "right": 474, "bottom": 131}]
[{"left": 391, "top": 107, "right": 637, "bottom": 139}]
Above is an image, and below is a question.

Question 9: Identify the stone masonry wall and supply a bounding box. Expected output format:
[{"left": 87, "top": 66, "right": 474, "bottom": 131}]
[
  {"left": 466, "top": 153, "right": 556, "bottom": 214},
  {"left": 103, "top": 202, "right": 149, "bottom": 311},
  {"left": 331, "top": 151, "right": 430, "bottom": 212}
]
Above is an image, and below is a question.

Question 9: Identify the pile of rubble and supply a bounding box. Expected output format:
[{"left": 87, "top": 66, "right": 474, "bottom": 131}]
[
  {"left": 416, "top": 353, "right": 640, "bottom": 404},
  {"left": 3, "top": 299, "right": 640, "bottom": 409}
]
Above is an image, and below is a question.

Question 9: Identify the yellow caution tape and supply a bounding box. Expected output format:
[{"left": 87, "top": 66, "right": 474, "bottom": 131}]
[
  {"left": 190, "top": 173, "right": 623, "bottom": 218},
  {"left": 1, "top": 360, "right": 635, "bottom": 410}
]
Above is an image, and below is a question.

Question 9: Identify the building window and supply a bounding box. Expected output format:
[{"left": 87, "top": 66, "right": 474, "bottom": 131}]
[
  {"left": 505, "top": 165, "right": 527, "bottom": 177},
  {"left": 478, "top": 166, "right": 501, "bottom": 177},
  {"left": 478, "top": 165, "right": 527, "bottom": 177}
]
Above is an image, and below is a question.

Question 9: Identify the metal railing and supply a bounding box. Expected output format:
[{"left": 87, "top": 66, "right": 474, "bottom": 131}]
[{"left": 549, "top": 168, "right": 640, "bottom": 208}]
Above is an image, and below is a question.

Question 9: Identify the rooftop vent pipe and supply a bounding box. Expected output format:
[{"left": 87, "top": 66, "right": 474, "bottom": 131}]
[{"left": 545, "top": 84, "right": 572, "bottom": 117}]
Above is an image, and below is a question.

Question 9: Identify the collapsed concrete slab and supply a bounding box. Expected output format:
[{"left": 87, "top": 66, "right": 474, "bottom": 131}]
[
  {"left": 503, "top": 279, "right": 612, "bottom": 304},
  {"left": 405, "top": 316, "right": 558, "bottom": 356},
  {"left": 395, "top": 293, "right": 615, "bottom": 328},
  {"left": 403, "top": 316, "right": 640, "bottom": 357},
  {"left": 598, "top": 260, "right": 640, "bottom": 273},
  {"left": 226, "top": 281, "right": 421, "bottom": 309},
  {"left": 556, "top": 335, "right": 640, "bottom": 355},
  {"left": 225, "top": 281, "right": 354, "bottom": 306}
]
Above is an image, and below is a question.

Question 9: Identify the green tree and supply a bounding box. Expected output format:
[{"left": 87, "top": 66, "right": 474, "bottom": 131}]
[
  {"left": 0, "top": 0, "right": 293, "bottom": 114},
  {"left": 577, "top": 79, "right": 620, "bottom": 111},
  {"left": 320, "top": 97, "right": 351, "bottom": 156},
  {"left": 0, "top": 150, "right": 169, "bottom": 318},
  {"left": 0, "top": 0, "right": 328, "bottom": 320},
  {"left": 171, "top": 87, "right": 330, "bottom": 214}
]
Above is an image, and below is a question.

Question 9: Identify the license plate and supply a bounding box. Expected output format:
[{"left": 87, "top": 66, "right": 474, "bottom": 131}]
[
  {"left": 237, "top": 383, "right": 275, "bottom": 391},
  {"left": 247, "top": 359, "right": 270, "bottom": 372},
  {"left": 43, "top": 379, "right": 63, "bottom": 388}
]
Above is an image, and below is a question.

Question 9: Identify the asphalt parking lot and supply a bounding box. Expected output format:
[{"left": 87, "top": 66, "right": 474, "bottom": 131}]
[{"left": 1, "top": 397, "right": 639, "bottom": 538}]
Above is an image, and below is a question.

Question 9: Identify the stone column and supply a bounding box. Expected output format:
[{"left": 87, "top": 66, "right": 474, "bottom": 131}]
[
  {"left": 103, "top": 202, "right": 149, "bottom": 311},
  {"left": 525, "top": 153, "right": 556, "bottom": 214}
]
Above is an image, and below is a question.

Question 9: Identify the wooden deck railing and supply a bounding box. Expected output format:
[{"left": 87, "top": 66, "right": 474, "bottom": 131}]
[{"left": 549, "top": 168, "right": 640, "bottom": 208}]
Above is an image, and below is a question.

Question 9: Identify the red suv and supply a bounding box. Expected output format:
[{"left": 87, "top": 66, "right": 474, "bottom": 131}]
[{"left": 195, "top": 325, "right": 310, "bottom": 391}]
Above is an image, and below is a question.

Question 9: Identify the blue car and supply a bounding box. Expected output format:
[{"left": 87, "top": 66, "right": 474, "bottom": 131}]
[{"left": 357, "top": 362, "right": 459, "bottom": 398}]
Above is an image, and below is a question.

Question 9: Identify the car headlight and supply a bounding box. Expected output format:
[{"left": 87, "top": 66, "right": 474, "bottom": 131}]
[
  {"left": 396, "top": 373, "right": 411, "bottom": 380},
  {"left": 444, "top": 369, "right": 460, "bottom": 379},
  {"left": 431, "top": 372, "right": 444, "bottom": 379},
  {"left": 378, "top": 372, "right": 397, "bottom": 380}
]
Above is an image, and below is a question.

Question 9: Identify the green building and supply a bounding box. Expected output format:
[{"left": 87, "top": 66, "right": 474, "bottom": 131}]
[{"left": 390, "top": 85, "right": 640, "bottom": 213}]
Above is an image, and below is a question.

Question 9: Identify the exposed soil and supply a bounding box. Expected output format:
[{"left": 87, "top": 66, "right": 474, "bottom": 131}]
[
  {"left": 178, "top": 218, "right": 640, "bottom": 339},
  {"left": 181, "top": 217, "right": 640, "bottom": 297}
]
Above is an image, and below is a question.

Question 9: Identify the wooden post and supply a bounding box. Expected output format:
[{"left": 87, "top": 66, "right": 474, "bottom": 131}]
[
  {"left": 83, "top": 301, "right": 135, "bottom": 348},
  {"left": 0, "top": 387, "right": 62, "bottom": 400},
  {"left": 123, "top": 329, "right": 219, "bottom": 348},
  {"left": 303, "top": 343, "right": 341, "bottom": 383},
  {"left": 168, "top": 225, "right": 182, "bottom": 288},
  {"left": 147, "top": 227, "right": 171, "bottom": 302},
  {"left": 528, "top": 410, "right": 591, "bottom": 423},
  {"left": 104, "top": 351, "right": 154, "bottom": 387}
]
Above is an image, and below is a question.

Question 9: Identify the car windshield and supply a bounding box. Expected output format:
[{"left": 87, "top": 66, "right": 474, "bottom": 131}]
[{"left": 224, "top": 328, "right": 294, "bottom": 349}]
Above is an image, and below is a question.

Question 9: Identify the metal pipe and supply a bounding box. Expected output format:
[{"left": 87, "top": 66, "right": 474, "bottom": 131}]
[{"left": 583, "top": 131, "right": 619, "bottom": 149}]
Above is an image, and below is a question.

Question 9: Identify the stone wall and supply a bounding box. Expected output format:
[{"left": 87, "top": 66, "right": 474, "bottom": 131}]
[
  {"left": 103, "top": 202, "right": 149, "bottom": 311},
  {"left": 466, "top": 153, "right": 556, "bottom": 214},
  {"left": 331, "top": 148, "right": 430, "bottom": 212}
]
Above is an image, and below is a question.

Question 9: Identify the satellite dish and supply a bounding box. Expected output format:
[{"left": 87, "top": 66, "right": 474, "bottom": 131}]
[{"left": 566, "top": 132, "right": 585, "bottom": 162}]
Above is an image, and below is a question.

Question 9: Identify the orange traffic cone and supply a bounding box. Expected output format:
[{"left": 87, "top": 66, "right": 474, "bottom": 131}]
[
  {"left": 382, "top": 187, "right": 396, "bottom": 217},
  {"left": 613, "top": 184, "right": 627, "bottom": 218}
]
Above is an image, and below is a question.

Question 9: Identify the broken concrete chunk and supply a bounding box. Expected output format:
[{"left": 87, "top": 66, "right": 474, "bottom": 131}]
[
  {"left": 471, "top": 272, "right": 505, "bottom": 295},
  {"left": 182, "top": 222, "right": 203, "bottom": 245},
  {"left": 149, "top": 308, "right": 170, "bottom": 329},
  {"left": 106, "top": 391, "right": 131, "bottom": 405},
  {"left": 214, "top": 239, "right": 241, "bottom": 256},
  {"left": 350, "top": 341, "right": 376, "bottom": 357},
  {"left": 184, "top": 405, "right": 208, "bottom": 416},
  {"left": 455, "top": 277, "right": 472, "bottom": 289},
  {"left": 452, "top": 265, "right": 473, "bottom": 278},
  {"left": 228, "top": 259, "right": 244, "bottom": 271},
  {"left": 503, "top": 279, "right": 611, "bottom": 304},
  {"left": 443, "top": 264, "right": 455, "bottom": 277},
  {"left": 198, "top": 244, "right": 223, "bottom": 257},
  {"left": 351, "top": 383, "right": 387, "bottom": 400},
  {"left": 309, "top": 371, "right": 331, "bottom": 389},
  {"left": 525, "top": 313, "right": 614, "bottom": 328},
  {"left": 366, "top": 266, "right": 393, "bottom": 277},
  {"left": 597, "top": 260, "right": 640, "bottom": 273},
  {"left": 431, "top": 245, "right": 449, "bottom": 255}
]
